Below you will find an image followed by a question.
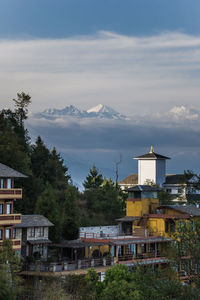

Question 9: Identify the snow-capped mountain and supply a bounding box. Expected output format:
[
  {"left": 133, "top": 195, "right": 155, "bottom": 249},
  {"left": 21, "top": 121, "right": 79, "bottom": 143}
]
[
  {"left": 36, "top": 104, "right": 127, "bottom": 120},
  {"left": 87, "top": 104, "right": 126, "bottom": 119},
  {"left": 39, "top": 105, "right": 88, "bottom": 118}
]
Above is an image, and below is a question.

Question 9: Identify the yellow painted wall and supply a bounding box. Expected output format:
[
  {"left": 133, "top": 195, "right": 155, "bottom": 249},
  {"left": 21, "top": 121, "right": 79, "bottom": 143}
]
[
  {"left": 85, "top": 245, "right": 110, "bottom": 258},
  {"left": 126, "top": 200, "right": 142, "bottom": 216},
  {"left": 126, "top": 198, "right": 159, "bottom": 217},
  {"left": 148, "top": 218, "right": 165, "bottom": 236},
  {"left": 163, "top": 208, "right": 185, "bottom": 215}
]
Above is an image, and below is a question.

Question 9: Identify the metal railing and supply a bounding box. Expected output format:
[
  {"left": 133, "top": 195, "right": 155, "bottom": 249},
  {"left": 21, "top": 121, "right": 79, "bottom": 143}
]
[{"left": 23, "top": 257, "right": 113, "bottom": 273}]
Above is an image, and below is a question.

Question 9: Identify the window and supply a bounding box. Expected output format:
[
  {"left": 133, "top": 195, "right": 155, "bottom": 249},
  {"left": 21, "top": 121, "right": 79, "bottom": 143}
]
[
  {"left": 29, "top": 227, "right": 35, "bottom": 237},
  {"left": 13, "top": 228, "right": 16, "bottom": 239},
  {"left": 5, "top": 229, "right": 11, "bottom": 239},
  {"left": 169, "top": 220, "right": 175, "bottom": 233},
  {"left": 178, "top": 188, "right": 182, "bottom": 194},
  {"left": 166, "top": 189, "right": 172, "bottom": 193},
  {"left": 141, "top": 244, "right": 146, "bottom": 254},
  {"left": 0, "top": 204, "right": 3, "bottom": 214},
  {"left": 165, "top": 221, "right": 169, "bottom": 233},
  {"left": 7, "top": 178, "right": 12, "bottom": 189},
  {"left": 0, "top": 179, "right": 4, "bottom": 188},
  {"left": 39, "top": 227, "right": 44, "bottom": 237},
  {"left": 6, "top": 204, "right": 11, "bottom": 214},
  {"left": 0, "top": 229, "right": 2, "bottom": 240}
]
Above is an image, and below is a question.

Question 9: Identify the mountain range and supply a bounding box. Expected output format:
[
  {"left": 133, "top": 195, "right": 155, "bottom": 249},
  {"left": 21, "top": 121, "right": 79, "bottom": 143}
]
[{"left": 36, "top": 104, "right": 127, "bottom": 120}]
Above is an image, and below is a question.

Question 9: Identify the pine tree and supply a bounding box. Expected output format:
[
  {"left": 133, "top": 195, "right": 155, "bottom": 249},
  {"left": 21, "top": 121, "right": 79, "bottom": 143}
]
[
  {"left": 83, "top": 165, "right": 103, "bottom": 190},
  {"left": 35, "top": 182, "right": 61, "bottom": 242}
]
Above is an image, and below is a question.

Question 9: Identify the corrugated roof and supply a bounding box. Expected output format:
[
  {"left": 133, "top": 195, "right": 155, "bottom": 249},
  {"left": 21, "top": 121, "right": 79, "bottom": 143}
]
[
  {"left": 0, "top": 163, "right": 27, "bottom": 178},
  {"left": 126, "top": 185, "right": 160, "bottom": 192},
  {"left": 111, "top": 236, "right": 172, "bottom": 245},
  {"left": 14, "top": 215, "right": 54, "bottom": 228},
  {"left": 119, "top": 174, "right": 138, "bottom": 185},
  {"left": 28, "top": 239, "right": 52, "bottom": 244},
  {"left": 159, "top": 205, "right": 200, "bottom": 217},
  {"left": 116, "top": 216, "right": 141, "bottom": 222}
]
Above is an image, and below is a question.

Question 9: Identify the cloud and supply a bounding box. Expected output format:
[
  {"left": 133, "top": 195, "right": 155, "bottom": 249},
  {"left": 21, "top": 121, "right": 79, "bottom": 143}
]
[{"left": 0, "top": 31, "right": 200, "bottom": 115}]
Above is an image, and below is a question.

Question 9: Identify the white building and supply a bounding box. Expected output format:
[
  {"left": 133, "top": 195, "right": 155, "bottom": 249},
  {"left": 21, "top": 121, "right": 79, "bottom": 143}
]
[{"left": 119, "top": 147, "right": 200, "bottom": 202}]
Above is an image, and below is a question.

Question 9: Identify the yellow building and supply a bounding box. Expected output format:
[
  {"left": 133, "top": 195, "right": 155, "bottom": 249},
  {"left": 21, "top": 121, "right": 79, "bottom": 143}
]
[{"left": 81, "top": 184, "right": 200, "bottom": 271}]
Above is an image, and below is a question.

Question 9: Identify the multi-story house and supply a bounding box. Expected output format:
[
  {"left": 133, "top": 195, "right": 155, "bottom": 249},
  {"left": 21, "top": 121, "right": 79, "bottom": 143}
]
[
  {"left": 79, "top": 184, "right": 200, "bottom": 275},
  {"left": 13, "top": 215, "right": 54, "bottom": 260},
  {"left": 0, "top": 162, "right": 26, "bottom": 253}
]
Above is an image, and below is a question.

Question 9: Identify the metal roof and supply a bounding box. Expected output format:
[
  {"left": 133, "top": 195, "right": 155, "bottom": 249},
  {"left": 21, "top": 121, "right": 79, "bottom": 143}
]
[
  {"left": 116, "top": 216, "right": 141, "bottom": 222},
  {"left": 111, "top": 236, "right": 172, "bottom": 245},
  {"left": 126, "top": 185, "right": 160, "bottom": 192},
  {"left": 28, "top": 239, "right": 52, "bottom": 245},
  {"left": 0, "top": 163, "right": 27, "bottom": 178},
  {"left": 52, "top": 239, "right": 87, "bottom": 248},
  {"left": 134, "top": 152, "right": 170, "bottom": 160},
  {"left": 159, "top": 205, "right": 200, "bottom": 217},
  {"left": 14, "top": 215, "right": 54, "bottom": 228}
]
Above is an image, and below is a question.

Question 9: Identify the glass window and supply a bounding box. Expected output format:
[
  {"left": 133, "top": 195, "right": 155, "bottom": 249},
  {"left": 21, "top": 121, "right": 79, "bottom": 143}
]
[
  {"left": 13, "top": 228, "right": 17, "bottom": 239},
  {"left": 0, "top": 229, "right": 2, "bottom": 240},
  {"left": 0, "top": 204, "right": 3, "bottom": 214},
  {"left": 165, "top": 221, "right": 169, "bottom": 233},
  {"left": 6, "top": 204, "right": 11, "bottom": 214},
  {"left": 0, "top": 179, "right": 4, "bottom": 188},
  {"left": 29, "top": 227, "right": 35, "bottom": 237},
  {"left": 5, "top": 229, "right": 11, "bottom": 239},
  {"left": 39, "top": 227, "right": 44, "bottom": 237},
  {"left": 7, "top": 179, "right": 12, "bottom": 189}
]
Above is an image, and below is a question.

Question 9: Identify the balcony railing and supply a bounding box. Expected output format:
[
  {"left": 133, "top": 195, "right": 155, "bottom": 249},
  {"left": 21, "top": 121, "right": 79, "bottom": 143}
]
[
  {"left": 22, "top": 257, "right": 113, "bottom": 273},
  {"left": 118, "top": 252, "right": 162, "bottom": 261},
  {"left": 0, "top": 189, "right": 22, "bottom": 199},
  {"left": 0, "top": 238, "right": 21, "bottom": 250},
  {"left": 0, "top": 214, "right": 21, "bottom": 225}
]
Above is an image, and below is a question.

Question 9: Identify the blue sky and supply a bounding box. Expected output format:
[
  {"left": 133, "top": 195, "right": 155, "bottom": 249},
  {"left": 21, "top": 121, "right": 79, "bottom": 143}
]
[{"left": 1, "top": 0, "right": 200, "bottom": 38}]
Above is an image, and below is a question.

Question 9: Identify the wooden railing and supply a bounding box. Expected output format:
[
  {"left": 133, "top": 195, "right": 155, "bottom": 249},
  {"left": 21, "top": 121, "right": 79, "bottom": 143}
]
[
  {"left": 0, "top": 214, "right": 21, "bottom": 224},
  {"left": 0, "top": 189, "right": 22, "bottom": 199},
  {"left": 0, "top": 238, "right": 21, "bottom": 249}
]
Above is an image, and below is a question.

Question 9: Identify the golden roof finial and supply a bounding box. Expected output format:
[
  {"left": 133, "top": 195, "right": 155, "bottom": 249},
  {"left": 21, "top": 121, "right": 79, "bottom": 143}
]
[{"left": 149, "top": 146, "right": 154, "bottom": 153}]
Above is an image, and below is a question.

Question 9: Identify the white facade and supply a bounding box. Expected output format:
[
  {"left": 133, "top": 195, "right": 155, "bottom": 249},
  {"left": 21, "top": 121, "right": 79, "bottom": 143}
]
[{"left": 138, "top": 159, "right": 166, "bottom": 186}]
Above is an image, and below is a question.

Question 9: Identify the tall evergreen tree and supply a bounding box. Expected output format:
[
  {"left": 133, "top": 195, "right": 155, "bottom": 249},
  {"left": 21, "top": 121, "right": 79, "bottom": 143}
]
[
  {"left": 61, "top": 186, "right": 80, "bottom": 240},
  {"left": 35, "top": 182, "right": 61, "bottom": 242},
  {"left": 83, "top": 165, "right": 103, "bottom": 190}
]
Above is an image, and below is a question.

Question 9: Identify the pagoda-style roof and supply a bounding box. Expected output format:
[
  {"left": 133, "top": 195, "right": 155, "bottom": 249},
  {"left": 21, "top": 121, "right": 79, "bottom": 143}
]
[
  {"left": 134, "top": 146, "right": 170, "bottom": 160},
  {"left": 0, "top": 163, "right": 27, "bottom": 178}
]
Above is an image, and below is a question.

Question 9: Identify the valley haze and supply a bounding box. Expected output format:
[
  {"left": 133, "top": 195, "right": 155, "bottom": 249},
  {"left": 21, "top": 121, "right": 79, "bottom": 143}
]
[{"left": 27, "top": 103, "right": 200, "bottom": 190}]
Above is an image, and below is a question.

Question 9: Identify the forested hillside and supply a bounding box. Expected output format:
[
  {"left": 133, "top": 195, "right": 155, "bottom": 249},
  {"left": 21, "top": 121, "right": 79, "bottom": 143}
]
[{"left": 0, "top": 93, "right": 125, "bottom": 242}]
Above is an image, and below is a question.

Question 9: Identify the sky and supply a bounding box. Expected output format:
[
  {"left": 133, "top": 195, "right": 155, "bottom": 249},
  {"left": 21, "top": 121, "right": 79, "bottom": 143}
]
[{"left": 1, "top": 0, "right": 200, "bottom": 186}]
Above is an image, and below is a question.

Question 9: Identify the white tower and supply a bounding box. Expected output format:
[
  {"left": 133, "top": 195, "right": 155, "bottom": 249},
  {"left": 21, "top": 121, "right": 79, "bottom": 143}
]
[{"left": 134, "top": 146, "right": 170, "bottom": 186}]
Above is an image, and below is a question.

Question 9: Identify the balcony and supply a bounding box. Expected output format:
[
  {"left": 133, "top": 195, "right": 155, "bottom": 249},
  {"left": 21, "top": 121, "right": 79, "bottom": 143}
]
[
  {"left": 0, "top": 189, "right": 22, "bottom": 199},
  {"left": 0, "top": 238, "right": 21, "bottom": 250},
  {"left": 0, "top": 214, "right": 21, "bottom": 225}
]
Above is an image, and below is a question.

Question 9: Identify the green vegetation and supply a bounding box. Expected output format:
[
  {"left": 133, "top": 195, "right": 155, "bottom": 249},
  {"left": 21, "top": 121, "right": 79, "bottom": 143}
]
[{"left": 0, "top": 240, "right": 23, "bottom": 300}]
